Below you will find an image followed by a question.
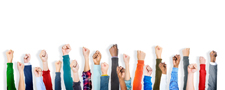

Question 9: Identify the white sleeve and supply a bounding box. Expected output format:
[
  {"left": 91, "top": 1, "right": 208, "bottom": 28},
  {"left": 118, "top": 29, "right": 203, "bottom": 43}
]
[{"left": 160, "top": 74, "right": 167, "bottom": 90}]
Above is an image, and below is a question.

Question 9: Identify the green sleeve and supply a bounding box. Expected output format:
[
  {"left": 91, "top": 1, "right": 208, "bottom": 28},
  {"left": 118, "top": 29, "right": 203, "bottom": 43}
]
[
  {"left": 153, "top": 59, "right": 162, "bottom": 90},
  {"left": 7, "top": 63, "right": 16, "bottom": 90}
]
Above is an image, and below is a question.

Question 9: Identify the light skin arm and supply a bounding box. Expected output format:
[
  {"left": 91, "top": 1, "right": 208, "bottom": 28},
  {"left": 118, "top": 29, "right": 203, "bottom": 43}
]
[
  {"left": 101, "top": 62, "right": 109, "bottom": 75},
  {"left": 123, "top": 54, "right": 130, "bottom": 80},
  {"left": 39, "top": 50, "right": 49, "bottom": 71},
  {"left": 18, "top": 62, "right": 25, "bottom": 90},
  {"left": 83, "top": 47, "right": 90, "bottom": 72},
  {"left": 117, "top": 66, "right": 127, "bottom": 90},
  {"left": 155, "top": 46, "right": 162, "bottom": 59},
  {"left": 71, "top": 60, "right": 80, "bottom": 82},
  {"left": 55, "top": 61, "right": 62, "bottom": 72},
  {"left": 186, "top": 64, "right": 197, "bottom": 90}
]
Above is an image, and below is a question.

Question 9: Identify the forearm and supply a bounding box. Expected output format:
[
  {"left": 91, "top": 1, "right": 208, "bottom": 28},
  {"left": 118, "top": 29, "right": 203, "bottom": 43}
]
[
  {"left": 73, "top": 81, "right": 81, "bottom": 90},
  {"left": 207, "top": 63, "right": 217, "bottom": 90},
  {"left": 84, "top": 58, "right": 90, "bottom": 72},
  {"left": 119, "top": 78, "right": 127, "bottom": 90},
  {"left": 133, "top": 60, "right": 144, "bottom": 90},
  {"left": 24, "top": 64, "right": 33, "bottom": 90},
  {"left": 42, "top": 62, "right": 49, "bottom": 71},
  {"left": 153, "top": 59, "right": 162, "bottom": 90},
  {"left": 36, "top": 77, "right": 46, "bottom": 90},
  {"left": 143, "top": 76, "right": 152, "bottom": 90},
  {"left": 18, "top": 71, "right": 25, "bottom": 90},
  {"left": 82, "top": 70, "right": 92, "bottom": 89},
  {"left": 169, "top": 67, "right": 179, "bottom": 90},
  {"left": 93, "top": 65, "right": 101, "bottom": 90},
  {"left": 42, "top": 70, "right": 53, "bottom": 90},
  {"left": 73, "top": 72, "right": 79, "bottom": 82},
  {"left": 183, "top": 56, "right": 189, "bottom": 90},
  {"left": 125, "top": 63, "right": 130, "bottom": 80},
  {"left": 62, "top": 55, "right": 73, "bottom": 90},
  {"left": 199, "top": 64, "right": 206, "bottom": 90},
  {"left": 7, "top": 63, "right": 16, "bottom": 90},
  {"left": 186, "top": 74, "right": 194, "bottom": 90},
  {"left": 55, "top": 72, "right": 61, "bottom": 90},
  {"left": 111, "top": 57, "right": 119, "bottom": 90}
]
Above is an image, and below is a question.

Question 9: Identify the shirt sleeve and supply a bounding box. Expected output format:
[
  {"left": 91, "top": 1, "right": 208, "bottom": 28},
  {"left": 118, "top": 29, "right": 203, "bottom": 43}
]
[
  {"left": 169, "top": 67, "right": 179, "bottom": 90},
  {"left": 160, "top": 74, "right": 167, "bottom": 90},
  {"left": 55, "top": 72, "right": 61, "bottom": 90},
  {"left": 36, "top": 77, "right": 46, "bottom": 90},
  {"left": 100, "top": 76, "right": 110, "bottom": 90},
  {"left": 199, "top": 64, "right": 206, "bottom": 90},
  {"left": 93, "top": 65, "right": 101, "bottom": 90},
  {"left": 183, "top": 56, "right": 189, "bottom": 90},
  {"left": 133, "top": 60, "right": 144, "bottom": 90},
  {"left": 111, "top": 57, "right": 119, "bottom": 90},
  {"left": 24, "top": 64, "right": 34, "bottom": 90},
  {"left": 73, "top": 81, "right": 82, "bottom": 90},
  {"left": 42, "top": 69, "right": 53, "bottom": 90},
  {"left": 207, "top": 63, "right": 217, "bottom": 90},
  {"left": 143, "top": 76, "right": 152, "bottom": 90},
  {"left": 82, "top": 70, "right": 92, "bottom": 90},
  {"left": 62, "top": 55, "right": 73, "bottom": 90},
  {"left": 153, "top": 59, "right": 162, "bottom": 90},
  {"left": 7, "top": 63, "right": 16, "bottom": 90},
  {"left": 125, "top": 78, "right": 132, "bottom": 90}
]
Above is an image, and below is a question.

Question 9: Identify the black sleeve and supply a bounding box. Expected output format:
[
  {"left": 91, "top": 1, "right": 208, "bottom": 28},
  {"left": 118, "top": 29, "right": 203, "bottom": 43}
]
[
  {"left": 111, "top": 57, "right": 119, "bottom": 90},
  {"left": 73, "top": 81, "right": 81, "bottom": 90}
]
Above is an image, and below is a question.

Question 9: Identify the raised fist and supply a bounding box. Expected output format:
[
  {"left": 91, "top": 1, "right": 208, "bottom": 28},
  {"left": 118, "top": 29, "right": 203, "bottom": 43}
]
[
  {"left": 210, "top": 50, "right": 217, "bottom": 62},
  {"left": 55, "top": 61, "right": 62, "bottom": 72},
  {"left": 144, "top": 65, "right": 152, "bottom": 76},
  {"left": 173, "top": 55, "right": 180, "bottom": 68},
  {"left": 82, "top": 47, "right": 90, "bottom": 59},
  {"left": 92, "top": 50, "right": 101, "bottom": 65},
  {"left": 123, "top": 54, "right": 130, "bottom": 64},
  {"left": 109, "top": 44, "right": 118, "bottom": 57},
  {"left": 6, "top": 50, "right": 14, "bottom": 63},
  {"left": 182, "top": 48, "right": 190, "bottom": 56},
  {"left": 199, "top": 56, "right": 206, "bottom": 64},
  {"left": 159, "top": 62, "right": 167, "bottom": 74},
  {"left": 137, "top": 50, "right": 146, "bottom": 60},
  {"left": 62, "top": 44, "right": 71, "bottom": 55},
  {"left": 39, "top": 50, "right": 48, "bottom": 62},
  {"left": 101, "top": 62, "right": 109, "bottom": 75},
  {"left": 155, "top": 46, "right": 162, "bottom": 59},
  {"left": 34, "top": 67, "right": 42, "bottom": 77},
  {"left": 188, "top": 64, "right": 198, "bottom": 73},
  {"left": 117, "top": 66, "right": 125, "bottom": 79},
  {"left": 17, "top": 62, "right": 24, "bottom": 72},
  {"left": 70, "top": 60, "right": 79, "bottom": 73},
  {"left": 24, "top": 54, "right": 31, "bottom": 63}
]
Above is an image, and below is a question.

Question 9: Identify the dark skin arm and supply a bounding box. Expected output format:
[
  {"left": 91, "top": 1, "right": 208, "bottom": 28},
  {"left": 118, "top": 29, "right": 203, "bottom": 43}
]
[
  {"left": 117, "top": 66, "right": 127, "bottom": 90},
  {"left": 173, "top": 55, "right": 180, "bottom": 68},
  {"left": 159, "top": 62, "right": 167, "bottom": 74}
]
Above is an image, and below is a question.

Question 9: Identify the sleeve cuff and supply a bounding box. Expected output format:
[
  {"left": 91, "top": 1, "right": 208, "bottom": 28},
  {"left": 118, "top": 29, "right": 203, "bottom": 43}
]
[
  {"left": 210, "top": 62, "right": 217, "bottom": 65},
  {"left": 112, "top": 56, "right": 118, "bottom": 58},
  {"left": 93, "top": 65, "right": 101, "bottom": 70},
  {"left": 24, "top": 62, "right": 31, "bottom": 66},
  {"left": 172, "top": 67, "right": 178, "bottom": 72},
  {"left": 200, "top": 64, "right": 206, "bottom": 70},
  {"left": 138, "top": 60, "right": 144, "bottom": 65},
  {"left": 62, "top": 55, "right": 69, "bottom": 58}
]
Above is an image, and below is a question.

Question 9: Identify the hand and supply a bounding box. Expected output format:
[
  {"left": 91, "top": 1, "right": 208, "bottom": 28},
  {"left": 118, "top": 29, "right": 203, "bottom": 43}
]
[
  {"left": 24, "top": 54, "right": 31, "bottom": 63},
  {"left": 182, "top": 48, "right": 190, "bottom": 56},
  {"left": 173, "top": 55, "right": 180, "bottom": 68},
  {"left": 109, "top": 44, "right": 118, "bottom": 57},
  {"left": 188, "top": 64, "right": 198, "bottom": 73},
  {"left": 123, "top": 54, "right": 130, "bottom": 64},
  {"left": 70, "top": 60, "right": 79, "bottom": 73},
  {"left": 117, "top": 66, "right": 125, "bottom": 79},
  {"left": 17, "top": 62, "right": 24, "bottom": 72},
  {"left": 210, "top": 50, "right": 217, "bottom": 62},
  {"left": 199, "top": 56, "right": 206, "bottom": 64},
  {"left": 155, "top": 46, "right": 162, "bottom": 59},
  {"left": 137, "top": 50, "right": 146, "bottom": 60},
  {"left": 144, "top": 65, "right": 152, "bottom": 76},
  {"left": 101, "top": 62, "right": 109, "bottom": 75},
  {"left": 39, "top": 50, "right": 48, "bottom": 62},
  {"left": 159, "top": 62, "right": 167, "bottom": 74},
  {"left": 6, "top": 50, "right": 14, "bottom": 63},
  {"left": 34, "top": 67, "right": 42, "bottom": 77},
  {"left": 92, "top": 50, "right": 101, "bottom": 65},
  {"left": 83, "top": 47, "right": 90, "bottom": 59},
  {"left": 55, "top": 61, "right": 62, "bottom": 72},
  {"left": 62, "top": 44, "right": 71, "bottom": 55}
]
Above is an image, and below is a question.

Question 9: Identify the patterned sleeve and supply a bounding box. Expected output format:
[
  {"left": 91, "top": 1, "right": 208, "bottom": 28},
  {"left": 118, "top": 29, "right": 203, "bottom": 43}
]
[{"left": 82, "top": 70, "right": 92, "bottom": 90}]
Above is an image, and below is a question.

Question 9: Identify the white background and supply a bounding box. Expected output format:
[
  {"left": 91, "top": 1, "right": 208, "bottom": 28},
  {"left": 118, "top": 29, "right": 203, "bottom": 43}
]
[{"left": 0, "top": 0, "right": 224, "bottom": 90}]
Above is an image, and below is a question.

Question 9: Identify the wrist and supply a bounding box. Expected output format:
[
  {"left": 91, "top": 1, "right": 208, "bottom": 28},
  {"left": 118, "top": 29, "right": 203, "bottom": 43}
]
[
  {"left": 94, "top": 62, "right": 100, "bottom": 65},
  {"left": 56, "top": 69, "right": 60, "bottom": 72},
  {"left": 174, "top": 65, "right": 178, "bottom": 68},
  {"left": 19, "top": 71, "right": 24, "bottom": 75},
  {"left": 63, "top": 53, "right": 69, "bottom": 56},
  {"left": 157, "top": 55, "right": 161, "bottom": 59},
  {"left": 162, "top": 71, "right": 167, "bottom": 74},
  {"left": 7, "top": 60, "right": 12, "bottom": 63},
  {"left": 102, "top": 71, "right": 107, "bottom": 75}
]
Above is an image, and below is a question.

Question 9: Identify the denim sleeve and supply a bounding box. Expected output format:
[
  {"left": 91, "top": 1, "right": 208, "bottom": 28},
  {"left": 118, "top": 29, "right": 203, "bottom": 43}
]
[
  {"left": 24, "top": 65, "right": 33, "bottom": 90},
  {"left": 55, "top": 72, "right": 61, "bottom": 90},
  {"left": 169, "top": 68, "right": 179, "bottom": 90},
  {"left": 144, "top": 76, "right": 152, "bottom": 90},
  {"left": 125, "top": 78, "right": 132, "bottom": 90},
  {"left": 100, "top": 76, "right": 109, "bottom": 90}
]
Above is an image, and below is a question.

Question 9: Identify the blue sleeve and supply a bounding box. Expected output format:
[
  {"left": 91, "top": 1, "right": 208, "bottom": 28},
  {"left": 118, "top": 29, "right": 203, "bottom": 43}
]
[
  {"left": 125, "top": 78, "right": 132, "bottom": 90},
  {"left": 144, "top": 76, "right": 152, "bottom": 90},
  {"left": 93, "top": 65, "right": 101, "bottom": 90},
  {"left": 63, "top": 55, "right": 73, "bottom": 90},
  {"left": 36, "top": 77, "right": 46, "bottom": 90},
  {"left": 55, "top": 72, "right": 61, "bottom": 90},
  {"left": 24, "top": 65, "right": 33, "bottom": 90},
  {"left": 169, "top": 67, "right": 179, "bottom": 90},
  {"left": 100, "top": 76, "right": 109, "bottom": 90}
]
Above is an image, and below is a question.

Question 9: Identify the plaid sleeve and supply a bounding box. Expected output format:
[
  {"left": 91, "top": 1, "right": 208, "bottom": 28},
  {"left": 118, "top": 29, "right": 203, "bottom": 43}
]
[{"left": 82, "top": 70, "right": 92, "bottom": 90}]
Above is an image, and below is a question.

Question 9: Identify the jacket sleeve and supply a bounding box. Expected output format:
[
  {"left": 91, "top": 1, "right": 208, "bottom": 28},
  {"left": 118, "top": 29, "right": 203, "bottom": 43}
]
[
  {"left": 82, "top": 70, "right": 92, "bottom": 90},
  {"left": 100, "top": 76, "right": 110, "bottom": 90},
  {"left": 24, "top": 64, "right": 33, "bottom": 90},
  {"left": 143, "top": 76, "right": 152, "bottom": 90},
  {"left": 73, "top": 81, "right": 82, "bottom": 90},
  {"left": 199, "top": 64, "right": 206, "bottom": 90},
  {"left": 93, "top": 65, "right": 101, "bottom": 90},
  {"left": 7, "top": 63, "right": 16, "bottom": 90},
  {"left": 207, "top": 63, "right": 217, "bottom": 90},
  {"left": 169, "top": 67, "right": 179, "bottom": 90},
  {"left": 133, "top": 60, "right": 144, "bottom": 90},
  {"left": 42, "top": 69, "right": 53, "bottom": 90},
  {"left": 62, "top": 55, "right": 73, "bottom": 90},
  {"left": 111, "top": 57, "right": 119, "bottom": 90},
  {"left": 55, "top": 72, "right": 61, "bottom": 90},
  {"left": 153, "top": 59, "right": 162, "bottom": 90},
  {"left": 183, "top": 56, "right": 189, "bottom": 90},
  {"left": 160, "top": 74, "right": 167, "bottom": 90},
  {"left": 125, "top": 78, "right": 132, "bottom": 90},
  {"left": 36, "top": 77, "right": 46, "bottom": 90}
]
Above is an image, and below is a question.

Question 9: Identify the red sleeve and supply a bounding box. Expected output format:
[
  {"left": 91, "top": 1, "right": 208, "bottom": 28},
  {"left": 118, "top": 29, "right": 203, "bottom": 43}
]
[
  {"left": 42, "top": 69, "right": 53, "bottom": 90},
  {"left": 199, "top": 64, "right": 206, "bottom": 90},
  {"left": 133, "top": 60, "right": 144, "bottom": 90}
]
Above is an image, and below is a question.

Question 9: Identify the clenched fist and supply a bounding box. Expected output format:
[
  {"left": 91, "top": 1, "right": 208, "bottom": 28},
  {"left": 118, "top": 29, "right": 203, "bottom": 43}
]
[
  {"left": 199, "top": 56, "right": 206, "bottom": 64},
  {"left": 24, "top": 54, "right": 31, "bottom": 63},
  {"left": 188, "top": 64, "right": 198, "bottom": 73},
  {"left": 137, "top": 50, "right": 146, "bottom": 60},
  {"left": 144, "top": 65, "right": 152, "bottom": 76},
  {"left": 210, "top": 50, "right": 217, "bottom": 63},
  {"left": 6, "top": 50, "right": 14, "bottom": 63},
  {"left": 93, "top": 51, "right": 101, "bottom": 65},
  {"left": 70, "top": 60, "right": 79, "bottom": 73},
  {"left": 159, "top": 62, "right": 167, "bottom": 74},
  {"left": 109, "top": 44, "right": 118, "bottom": 57},
  {"left": 182, "top": 48, "right": 190, "bottom": 56},
  {"left": 39, "top": 50, "right": 48, "bottom": 62},
  {"left": 117, "top": 66, "right": 125, "bottom": 79},
  {"left": 123, "top": 54, "right": 130, "bottom": 64},
  {"left": 55, "top": 61, "right": 62, "bottom": 72},
  {"left": 173, "top": 55, "right": 180, "bottom": 68},
  {"left": 101, "top": 62, "right": 109, "bottom": 75},
  {"left": 83, "top": 47, "right": 90, "bottom": 59},
  {"left": 34, "top": 67, "right": 42, "bottom": 77},
  {"left": 62, "top": 44, "right": 71, "bottom": 55},
  {"left": 17, "top": 62, "right": 24, "bottom": 72},
  {"left": 155, "top": 46, "right": 162, "bottom": 59}
]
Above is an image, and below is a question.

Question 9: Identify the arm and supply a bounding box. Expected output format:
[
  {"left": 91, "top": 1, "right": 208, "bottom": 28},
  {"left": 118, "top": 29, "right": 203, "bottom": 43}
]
[
  {"left": 100, "top": 76, "right": 110, "bottom": 90},
  {"left": 92, "top": 50, "right": 101, "bottom": 90},
  {"left": 153, "top": 46, "right": 162, "bottom": 90},
  {"left": 62, "top": 55, "right": 73, "bottom": 90},
  {"left": 117, "top": 66, "right": 127, "bottom": 90},
  {"left": 6, "top": 50, "right": 16, "bottom": 90},
  {"left": 186, "top": 64, "right": 198, "bottom": 90},
  {"left": 119, "top": 78, "right": 127, "bottom": 90},
  {"left": 82, "top": 70, "right": 92, "bottom": 90},
  {"left": 144, "top": 76, "right": 152, "bottom": 90},
  {"left": 17, "top": 62, "right": 25, "bottom": 90},
  {"left": 169, "top": 68, "right": 179, "bottom": 90},
  {"left": 36, "top": 77, "right": 46, "bottom": 90},
  {"left": 70, "top": 60, "right": 82, "bottom": 90},
  {"left": 109, "top": 44, "right": 119, "bottom": 90},
  {"left": 123, "top": 54, "right": 131, "bottom": 90},
  {"left": 207, "top": 50, "right": 217, "bottom": 90},
  {"left": 182, "top": 48, "right": 190, "bottom": 90},
  {"left": 55, "top": 61, "right": 62, "bottom": 90},
  {"left": 24, "top": 54, "right": 33, "bottom": 90},
  {"left": 160, "top": 74, "right": 167, "bottom": 90},
  {"left": 199, "top": 57, "right": 206, "bottom": 90}
]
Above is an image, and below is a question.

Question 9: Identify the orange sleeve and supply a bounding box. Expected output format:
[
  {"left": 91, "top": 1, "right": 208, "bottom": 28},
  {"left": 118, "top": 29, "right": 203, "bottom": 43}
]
[{"left": 133, "top": 60, "right": 144, "bottom": 90}]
